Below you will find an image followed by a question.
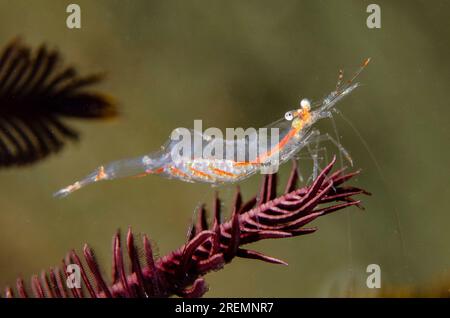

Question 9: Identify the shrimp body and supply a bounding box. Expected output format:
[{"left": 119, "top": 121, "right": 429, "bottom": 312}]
[{"left": 54, "top": 58, "right": 369, "bottom": 197}]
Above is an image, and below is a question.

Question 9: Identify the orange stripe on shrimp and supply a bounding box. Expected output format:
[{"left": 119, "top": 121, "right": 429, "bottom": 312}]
[
  {"left": 210, "top": 167, "right": 242, "bottom": 178},
  {"left": 232, "top": 125, "right": 301, "bottom": 167},
  {"left": 133, "top": 167, "right": 165, "bottom": 178},
  {"left": 189, "top": 166, "right": 214, "bottom": 180},
  {"left": 169, "top": 166, "right": 189, "bottom": 178},
  {"left": 233, "top": 107, "right": 311, "bottom": 167}
]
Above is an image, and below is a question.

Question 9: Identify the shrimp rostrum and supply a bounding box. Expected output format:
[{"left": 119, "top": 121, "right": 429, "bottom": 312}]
[{"left": 54, "top": 58, "right": 370, "bottom": 198}]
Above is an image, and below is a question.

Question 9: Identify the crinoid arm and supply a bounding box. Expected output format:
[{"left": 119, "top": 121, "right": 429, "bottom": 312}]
[{"left": 6, "top": 157, "right": 369, "bottom": 298}]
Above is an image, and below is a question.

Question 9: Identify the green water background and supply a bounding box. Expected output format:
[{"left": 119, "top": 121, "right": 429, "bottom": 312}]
[{"left": 0, "top": 0, "right": 448, "bottom": 296}]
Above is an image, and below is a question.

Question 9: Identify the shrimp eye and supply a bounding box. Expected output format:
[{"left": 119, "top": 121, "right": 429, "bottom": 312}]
[
  {"left": 285, "top": 111, "right": 294, "bottom": 121},
  {"left": 300, "top": 98, "right": 311, "bottom": 111}
]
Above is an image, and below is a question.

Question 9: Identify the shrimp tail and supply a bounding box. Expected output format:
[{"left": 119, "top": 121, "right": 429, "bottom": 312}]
[
  {"left": 53, "top": 152, "right": 168, "bottom": 198},
  {"left": 53, "top": 169, "right": 103, "bottom": 198}
]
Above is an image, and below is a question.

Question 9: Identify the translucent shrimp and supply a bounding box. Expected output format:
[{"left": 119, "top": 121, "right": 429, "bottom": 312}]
[{"left": 54, "top": 58, "right": 370, "bottom": 198}]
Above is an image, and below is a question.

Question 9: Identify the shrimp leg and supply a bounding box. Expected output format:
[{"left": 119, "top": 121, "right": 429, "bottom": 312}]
[{"left": 307, "top": 129, "right": 353, "bottom": 166}]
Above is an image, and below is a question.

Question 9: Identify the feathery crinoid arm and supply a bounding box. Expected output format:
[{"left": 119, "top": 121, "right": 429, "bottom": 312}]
[{"left": 0, "top": 38, "right": 117, "bottom": 167}]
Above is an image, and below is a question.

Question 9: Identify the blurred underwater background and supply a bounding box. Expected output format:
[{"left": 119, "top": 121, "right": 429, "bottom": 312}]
[{"left": 0, "top": 0, "right": 449, "bottom": 297}]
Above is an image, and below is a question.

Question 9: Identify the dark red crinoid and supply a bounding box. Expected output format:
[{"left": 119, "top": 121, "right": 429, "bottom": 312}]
[{"left": 4, "top": 156, "right": 369, "bottom": 298}]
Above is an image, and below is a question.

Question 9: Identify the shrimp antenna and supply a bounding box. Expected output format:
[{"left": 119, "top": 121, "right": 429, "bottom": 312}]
[
  {"left": 335, "top": 69, "right": 344, "bottom": 91},
  {"left": 347, "top": 57, "right": 371, "bottom": 85}
]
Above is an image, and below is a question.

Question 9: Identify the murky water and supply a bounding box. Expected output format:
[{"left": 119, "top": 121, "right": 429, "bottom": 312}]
[{"left": 0, "top": 0, "right": 448, "bottom": 297}]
